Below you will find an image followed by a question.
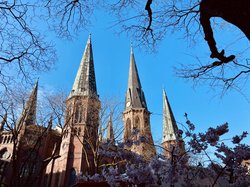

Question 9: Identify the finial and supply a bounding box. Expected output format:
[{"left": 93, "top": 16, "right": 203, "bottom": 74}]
[
  {"left": 130, "top": 40, "right": 133, "bottom": 54},
  {"left": 35, "top": 78, "right": 39, "bottom": 86},
  {"left": 88, "top": 33, "right": 92, "bottom": 43},
  {"left": 49, "top": 115, "right": 53, "bottom": 123},
  {"left": 48, "top": 115, "right": 53, "bottom": 130},
  {"left": 109, "top": 113, "right": 112, "bottom": 121}
]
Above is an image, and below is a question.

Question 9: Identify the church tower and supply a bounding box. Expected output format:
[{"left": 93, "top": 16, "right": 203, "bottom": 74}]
[
  {"left": 54, "top": 35, "right": 100, "bottom": 187},
  {"left": 106, "top": 115, "right": 115, "bottom": 144},
  {"left": 162, "top": 89, "right": 185, "bottom": 159},
  {"left": 16, "top": 80, "right": 38, "bottom": 138},
  {"left": 123, "top": 47, "right": 156, "bottom": 160},
  {"left": 17, "top": 80, "right": 38, "bottom": 129}
]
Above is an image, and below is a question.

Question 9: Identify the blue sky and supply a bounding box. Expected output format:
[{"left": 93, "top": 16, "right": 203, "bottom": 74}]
[{"left": 39, "top": 12, "right": 250, "bottom": 146}]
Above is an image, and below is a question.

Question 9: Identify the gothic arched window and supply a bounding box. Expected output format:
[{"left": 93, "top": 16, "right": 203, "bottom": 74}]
[
  {"left": 125, "top": 118, "right": 131, "bottom": 140},
  {"left": 78, "top": 106, "right": 83, "bottom": 123},
  {"left": 20, "top": 150, "right": 40, "bottom": 179},
  {"left": 133, "top": 116, "right": 140, "bottom": 140},
  {"left": 3, "top": 136, "right": 7, "bottom": 144},
  {"left": 134, "top": 116, "right": 140, "bottom": 130},
  {"left": 74, "top": 105, "right": 79, "bottom": 123},
  {"left": 66, "top": 104, "right": 73, "bottom": 123},
  {"left": 7, "top": 136, "right": 11, "bottom": 144},
  {"left": 74, "top": 103, "right": 84, "bottom": 124}
]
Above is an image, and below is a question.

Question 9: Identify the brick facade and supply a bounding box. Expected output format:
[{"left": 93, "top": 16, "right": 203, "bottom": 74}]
[{"left": 0, "top": 36, "right": 184, "bottom": 187}]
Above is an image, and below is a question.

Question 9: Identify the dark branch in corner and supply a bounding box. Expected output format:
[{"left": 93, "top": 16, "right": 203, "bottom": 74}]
[
  {"left": 199, "top": 8, "right": 235, "bottom": 64},
  {"left": 199, "top": 0, "right": 250, "bottom": 64},
  {"left": 145, "top": 0, "right": 153, "bottom": 31}
]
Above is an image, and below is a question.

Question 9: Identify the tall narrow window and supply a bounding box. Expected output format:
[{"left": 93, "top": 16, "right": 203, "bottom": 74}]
[
  {"left": 7, "top": 136, "right": 11, "bottom": 144},
  {"left": 66, "top": 104, "right": 73, "bottom": 123},
  {"left": 78, "top": 106, "right": 83, "bottom": 123},
  {"left": 125, "top": 118, "right": 131, "bottom": 140},
  {"left": 74, "top": 105, "right": 79, "bottom": 123},
  {"left": 133, "top": 116, "right": 140, "bottom": 140},
  {"left": 3, "top": 136, "right": 7, "bottom": 144},
  {"left": 75, "top": 104, "right": 84, "bottom": 123},
  {"left": 134, "top": 116, "right": 140, "bottom": 129}
]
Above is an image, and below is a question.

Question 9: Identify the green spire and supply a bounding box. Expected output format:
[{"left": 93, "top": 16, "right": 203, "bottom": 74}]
[
  {"left": 69, "top": 35, "right": 97, "bottom": 98},
  {"left": 162, "top": 88, "right": 181, "bottom": 142}
]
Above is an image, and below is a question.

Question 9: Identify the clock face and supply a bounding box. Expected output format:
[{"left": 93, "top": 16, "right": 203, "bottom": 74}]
[{"left": 126, "top": 101, "right": 131, "bottom": 107}]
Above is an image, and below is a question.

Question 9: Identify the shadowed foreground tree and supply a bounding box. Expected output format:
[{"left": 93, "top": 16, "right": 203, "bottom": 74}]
[
  {"left": 108, "top": 0, "right": 250, "bottom": 91},
  {"left": 0, "top": 88, "right": 62, "bottom": 187},
  {"left": 63, "top": 96, "right": 123, "bottom": 175},
  {"left": 0, "top": 0, "right": 56, "bottom": 94},
  {"left": 1, "top": 0, "right": 249, "bottom": 94},
  {"left": 1, "top": 84, "right": 250, "bottom": 186},
  {"left": 76, "top": 115, "right": 250, "bottom": 187}
]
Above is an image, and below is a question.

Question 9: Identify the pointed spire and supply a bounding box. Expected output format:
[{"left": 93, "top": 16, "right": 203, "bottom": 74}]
[
  {"left": 24, "top": 80, "right": 38, "bottom": 125},
  {"left": 17, "top": 80, "right": 38, "bottom": 128},
  {"left": 130, "top": 41, "right": 133, "bottom": 54},
  {"left": 125, "top": 47, "right": 147, "bottom": 110},
  {"left": 48, "top": 115, "right": 53, "bottom": 131},
  {"left": 0, "top": 113, "right": 7, "bottom": 131},
  {"left": 106, "top": 114, "right": 115, "bottom": 144},
  {"left": 69, "top": 35, "right": 97, "bottom": 98},
  {"left": 88, "top": 33, "right": 91, "bottom": 41},
  {"left": 162, "top": 89, "right": 181, "bottom": 142}
]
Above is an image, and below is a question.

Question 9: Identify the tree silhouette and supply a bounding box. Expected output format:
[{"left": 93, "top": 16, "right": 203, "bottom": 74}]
[
  {"left": 1, "top": 0, "right": 249, "bottom": 94},
  {"left": 109, "top": 0, "right": 250, "bottom": 91}
]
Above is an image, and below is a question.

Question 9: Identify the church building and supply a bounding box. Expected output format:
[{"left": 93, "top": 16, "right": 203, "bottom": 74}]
[{"left": 0, "top": 35, "right": 184, "bottom": 187}]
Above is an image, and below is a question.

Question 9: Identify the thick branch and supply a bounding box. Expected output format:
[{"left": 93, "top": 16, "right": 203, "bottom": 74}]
[{"left": 145, "top": 0, "right": 153, "bottom": 31}]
